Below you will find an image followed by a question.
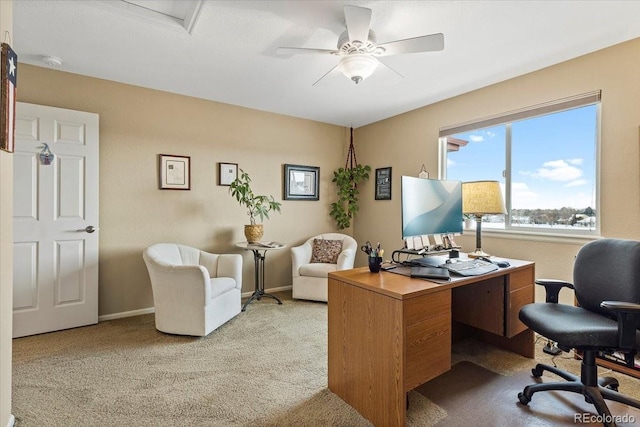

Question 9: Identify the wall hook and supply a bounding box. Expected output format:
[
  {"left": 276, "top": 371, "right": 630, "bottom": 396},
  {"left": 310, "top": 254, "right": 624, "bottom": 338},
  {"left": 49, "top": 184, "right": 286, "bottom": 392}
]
[
  {"left": 39, "top": 143, "right": 55, "bottom": 165},
  {"left": 418, "top": 164, "right": 429, "bottom": 179}
]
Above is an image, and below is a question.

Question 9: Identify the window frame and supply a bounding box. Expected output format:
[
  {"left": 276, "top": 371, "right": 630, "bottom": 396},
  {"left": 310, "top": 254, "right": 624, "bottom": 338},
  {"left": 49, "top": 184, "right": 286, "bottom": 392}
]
[{"left": 438, "top": 92, "right": 601, "bottom": 238}]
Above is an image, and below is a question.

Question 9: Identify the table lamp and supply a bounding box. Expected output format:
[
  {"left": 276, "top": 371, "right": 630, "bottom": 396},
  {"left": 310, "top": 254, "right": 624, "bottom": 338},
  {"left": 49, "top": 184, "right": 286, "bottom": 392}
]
[{"left": 462, "top": 180, "right": 506, "bottom": 258}]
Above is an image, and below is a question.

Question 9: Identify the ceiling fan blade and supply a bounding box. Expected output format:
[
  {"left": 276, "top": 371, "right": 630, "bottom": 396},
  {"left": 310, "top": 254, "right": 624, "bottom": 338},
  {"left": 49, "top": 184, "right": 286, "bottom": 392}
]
[
  {"left": 344, "top": 5, "right": 372, "bottom": 44},
  {"left": 376, "top": 58, "right": 404, "bottom": 81},
  {"left": 377, "top": 33, "right": 444, "bottom": 56},
  {"left": 277, "top": 47, "right": 338, "bottom": 56},
  {"left": 312, "top": 64, "right": 341, "bottom": 87}
]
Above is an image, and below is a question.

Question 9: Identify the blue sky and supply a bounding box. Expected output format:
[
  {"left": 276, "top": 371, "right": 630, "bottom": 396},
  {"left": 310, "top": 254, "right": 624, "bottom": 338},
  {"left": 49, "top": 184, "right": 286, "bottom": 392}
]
[{"left": 447, "top": 105, "right": 597, "bottom": 210}]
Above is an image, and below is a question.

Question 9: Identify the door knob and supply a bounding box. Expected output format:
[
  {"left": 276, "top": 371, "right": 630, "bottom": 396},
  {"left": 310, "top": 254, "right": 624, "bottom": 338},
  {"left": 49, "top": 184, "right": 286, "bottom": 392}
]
[{"left": 85, "top": 226, "right": 97, "bottom": 233}]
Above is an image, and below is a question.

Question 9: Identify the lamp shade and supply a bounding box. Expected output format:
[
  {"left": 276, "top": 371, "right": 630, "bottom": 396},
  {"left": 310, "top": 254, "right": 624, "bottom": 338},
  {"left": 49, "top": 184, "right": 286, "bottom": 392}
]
[
  {"left": 462, "top": 181, "right": 506, "bottom": 215},
  {"left": 339, "top": 54, "right": 378, "bottom": 84}
]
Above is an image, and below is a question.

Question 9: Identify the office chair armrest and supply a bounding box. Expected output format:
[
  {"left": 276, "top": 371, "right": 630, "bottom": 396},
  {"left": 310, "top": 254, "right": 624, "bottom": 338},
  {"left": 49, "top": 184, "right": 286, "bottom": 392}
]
[
  {"left": 600, "top": 300, "right": 640, "bottom": 351},
  {"left": 535, "top": 279, "right": 574, "bottom": 304}
]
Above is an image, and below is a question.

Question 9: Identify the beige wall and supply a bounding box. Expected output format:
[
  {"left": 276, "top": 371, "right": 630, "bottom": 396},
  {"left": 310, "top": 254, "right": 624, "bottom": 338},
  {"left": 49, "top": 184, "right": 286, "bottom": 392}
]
[
  {"left": 353, "top": 38, "right": 640, "bottom": 303},
  {"left": 15, "top": 38, "right": 640, "bottom": 317},
  {"left": 0, "top": 2, "right": 12, "bottom": 425},
  {"left": 18, "top": 65, "right": 347, "bottom": 316},
  {"left": 2, "top": 17, "right": 638, "bottom": 425}
]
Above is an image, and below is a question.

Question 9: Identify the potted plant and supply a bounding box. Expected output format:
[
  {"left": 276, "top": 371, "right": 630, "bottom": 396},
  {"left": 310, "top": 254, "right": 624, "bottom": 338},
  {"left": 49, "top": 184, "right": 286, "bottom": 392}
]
[
  {"left": 330, "top": 164, "right": 371, "bottom": 230},
  {"left": 229, "top": 169, "right": 282, "bottom": 243}
]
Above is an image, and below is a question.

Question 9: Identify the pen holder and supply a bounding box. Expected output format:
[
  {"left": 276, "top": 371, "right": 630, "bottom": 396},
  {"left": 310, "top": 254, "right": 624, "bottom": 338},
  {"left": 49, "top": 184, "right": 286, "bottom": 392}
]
[{"left": 368, "top": 256, "right": 383, "bottom": 273}]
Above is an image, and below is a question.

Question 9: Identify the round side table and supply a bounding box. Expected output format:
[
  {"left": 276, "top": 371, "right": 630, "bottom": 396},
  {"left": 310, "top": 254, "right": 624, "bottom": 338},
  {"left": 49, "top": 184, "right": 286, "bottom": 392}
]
[{"left": 236, "top": 242, "right": 286, "bottom": 311}]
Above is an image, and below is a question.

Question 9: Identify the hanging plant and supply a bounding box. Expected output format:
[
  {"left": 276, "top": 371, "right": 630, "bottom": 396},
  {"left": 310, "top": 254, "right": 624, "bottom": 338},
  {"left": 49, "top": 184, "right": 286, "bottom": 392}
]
[{"left": 330, "top": 128, "right": 371, "bottom": 229}]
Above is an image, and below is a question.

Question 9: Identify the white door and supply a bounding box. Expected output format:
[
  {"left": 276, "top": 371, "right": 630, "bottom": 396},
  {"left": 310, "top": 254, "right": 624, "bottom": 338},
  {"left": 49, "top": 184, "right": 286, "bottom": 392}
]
[{"left": 12, "top": 102, "right": 99, "bottom": 338}]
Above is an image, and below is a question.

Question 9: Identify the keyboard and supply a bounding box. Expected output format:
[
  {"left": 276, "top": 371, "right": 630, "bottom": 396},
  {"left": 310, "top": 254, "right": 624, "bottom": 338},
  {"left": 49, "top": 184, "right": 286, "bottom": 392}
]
[
  {"left": 404, "top": 257, "right": 440, "bottom": 268},
  {"left": 440, "top": 259, "right": 499, "bottom": 276}
]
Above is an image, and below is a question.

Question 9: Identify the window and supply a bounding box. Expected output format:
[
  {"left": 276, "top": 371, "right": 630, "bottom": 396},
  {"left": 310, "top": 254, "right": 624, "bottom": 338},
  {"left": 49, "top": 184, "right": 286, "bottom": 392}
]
[{"left": 440, "top": 92, "right": 600, "bottom": 235}]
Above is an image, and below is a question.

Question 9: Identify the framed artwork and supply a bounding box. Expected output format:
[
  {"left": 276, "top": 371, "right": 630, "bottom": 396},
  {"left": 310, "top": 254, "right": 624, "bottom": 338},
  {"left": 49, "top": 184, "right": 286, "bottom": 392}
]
[
  {"left": 218, "top": 162, "right": 238, "bottom": 186},
  {"left": 284, "top": 164, "right": 319, "bottom": 200},
  {"left": 159, "top": 154, "right": 190, "bottom": 190},
  {"left": 375, "top": 167, "right": 392, "bottom": 200},
  {"left": 0, "top": 43, "right": 17, "bottom": 153}
]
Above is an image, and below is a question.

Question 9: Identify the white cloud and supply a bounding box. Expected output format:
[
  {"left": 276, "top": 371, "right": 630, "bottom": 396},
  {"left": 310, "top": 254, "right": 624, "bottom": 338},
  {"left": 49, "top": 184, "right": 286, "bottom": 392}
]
[
  {"left": 511, "top": 182, "right": 593, "bottom": 209},
  {"left": 511, "top": 182, "right": 538, "bottom": 204},
  {"left": 469, "top": 134, "right": 484, "bottom": 142},
  {"left": 567, "top": 158, "right": 583, "bottom": 165},
  {"left": 565, "top": 179, "right": 587, "bottom": 187},
  {"left": 533, "top": 159, "right": 583, "bottom": 182}
]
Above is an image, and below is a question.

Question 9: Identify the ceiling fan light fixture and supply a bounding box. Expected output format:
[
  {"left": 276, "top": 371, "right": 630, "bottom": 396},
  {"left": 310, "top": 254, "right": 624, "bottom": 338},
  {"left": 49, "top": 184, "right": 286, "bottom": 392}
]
[{"left": 339, "top": 54, "right": 378, "bottom": 84}]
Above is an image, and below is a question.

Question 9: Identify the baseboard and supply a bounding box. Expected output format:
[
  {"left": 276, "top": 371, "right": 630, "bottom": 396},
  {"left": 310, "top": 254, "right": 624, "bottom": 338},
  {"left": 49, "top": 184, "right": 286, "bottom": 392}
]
[
  {"left": 98, "top": 286, "right": 292, "bottom": 321},
  {"left": 98, "top": 307, "right": 155, "bottom": 322},
  {"left": 242, "top": 285, "right": 291, "bottom": 298},
  {"left": 6, "top": 414, "right": 15, "bottom": 427}
]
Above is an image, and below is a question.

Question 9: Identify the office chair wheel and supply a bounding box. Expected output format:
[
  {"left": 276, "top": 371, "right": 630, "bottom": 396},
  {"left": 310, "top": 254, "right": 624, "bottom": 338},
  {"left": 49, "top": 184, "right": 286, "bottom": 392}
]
[
  {"left": 531, "top": 366, "right": 544, "bottom": 377},
  {"left": 518, "top": 392, "right": 531, "bottom": 405},
  {"left": 605, "top": 383, "right": 619, "bottom": 392}
]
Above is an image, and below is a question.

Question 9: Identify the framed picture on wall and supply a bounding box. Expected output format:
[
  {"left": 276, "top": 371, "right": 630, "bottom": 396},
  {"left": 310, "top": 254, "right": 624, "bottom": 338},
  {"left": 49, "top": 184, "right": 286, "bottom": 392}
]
[
  {"left": 284, "top": 164, "right": 319, "bottom": 200},
  {"left": 375, "top": 167, "right": 392, "bottom": 200},
  {"left": 159, "top": 154, "right": 190, "bottom": 190},
  {"left": 0, "top": 43, "right": 17, "bottom": 153},
  {"left": 218, "top": 162, "right": 238, "bottom": 186}
]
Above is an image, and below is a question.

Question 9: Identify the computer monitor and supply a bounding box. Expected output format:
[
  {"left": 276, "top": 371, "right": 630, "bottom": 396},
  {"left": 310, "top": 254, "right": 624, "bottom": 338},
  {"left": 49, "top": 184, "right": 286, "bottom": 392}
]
[{"left": 401, "top": 176, "right": 463, "bottom": 239}]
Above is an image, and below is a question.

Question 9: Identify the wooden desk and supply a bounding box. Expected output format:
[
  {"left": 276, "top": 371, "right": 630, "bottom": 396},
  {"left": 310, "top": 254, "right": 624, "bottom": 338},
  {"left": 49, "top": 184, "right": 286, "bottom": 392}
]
[{"left": 327, "top": 259, "right": 535, "bottom": 427}]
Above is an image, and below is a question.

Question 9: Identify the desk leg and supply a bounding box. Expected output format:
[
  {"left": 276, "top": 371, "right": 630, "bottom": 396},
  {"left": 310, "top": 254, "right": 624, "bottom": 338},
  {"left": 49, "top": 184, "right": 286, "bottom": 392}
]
[{"left": 242, "top": 249, "right": 283, "bottom": 311}]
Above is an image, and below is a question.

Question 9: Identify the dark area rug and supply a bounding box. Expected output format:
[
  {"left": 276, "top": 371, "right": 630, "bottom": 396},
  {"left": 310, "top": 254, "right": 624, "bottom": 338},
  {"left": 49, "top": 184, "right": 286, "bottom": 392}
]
[{"left": 417, "top": 361, "right": 640, "bottom": 426}]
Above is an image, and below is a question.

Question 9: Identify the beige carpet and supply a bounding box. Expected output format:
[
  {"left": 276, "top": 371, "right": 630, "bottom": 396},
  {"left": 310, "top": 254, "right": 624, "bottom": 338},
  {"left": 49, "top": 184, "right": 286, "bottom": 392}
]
[
  {"left": 12, "top": 291, "right": 640, "bottom": 426},
  {"left": 12, "top": 292, "right": 442, "bottom": 426}
]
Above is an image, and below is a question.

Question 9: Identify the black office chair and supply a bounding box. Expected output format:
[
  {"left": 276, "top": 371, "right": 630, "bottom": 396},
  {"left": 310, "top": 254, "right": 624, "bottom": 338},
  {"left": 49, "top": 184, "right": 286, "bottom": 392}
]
[{"left": 517, "top": 238, "right": 640, "bottom": 426}]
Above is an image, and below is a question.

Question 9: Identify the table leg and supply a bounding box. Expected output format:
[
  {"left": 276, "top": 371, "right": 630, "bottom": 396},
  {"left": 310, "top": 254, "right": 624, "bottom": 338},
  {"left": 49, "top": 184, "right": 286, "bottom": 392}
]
[{"left": 242, "top": 248, "right": 283, "bottom": 311}]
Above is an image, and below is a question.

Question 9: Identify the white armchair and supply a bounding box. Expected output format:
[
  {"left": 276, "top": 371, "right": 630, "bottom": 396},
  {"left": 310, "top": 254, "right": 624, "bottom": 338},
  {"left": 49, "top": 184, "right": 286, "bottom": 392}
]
[
  {"left": 143, "top": 243, "right": 242, "bottom": 336},
  {"left": 291, "top": 233, "right": 357, "bottom": 302}
]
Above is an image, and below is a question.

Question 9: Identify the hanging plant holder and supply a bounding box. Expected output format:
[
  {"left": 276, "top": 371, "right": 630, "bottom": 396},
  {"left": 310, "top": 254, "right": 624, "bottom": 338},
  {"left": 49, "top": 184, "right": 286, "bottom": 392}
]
[{"left": 330, "top": 127, "right": 371, "bottom": 230}]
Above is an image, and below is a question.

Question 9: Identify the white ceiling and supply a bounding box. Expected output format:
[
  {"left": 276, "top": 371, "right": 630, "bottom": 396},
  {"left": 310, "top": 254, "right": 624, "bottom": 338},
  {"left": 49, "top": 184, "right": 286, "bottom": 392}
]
[{"left": 13, "top": 0, "right": 640, "bottom": 128}]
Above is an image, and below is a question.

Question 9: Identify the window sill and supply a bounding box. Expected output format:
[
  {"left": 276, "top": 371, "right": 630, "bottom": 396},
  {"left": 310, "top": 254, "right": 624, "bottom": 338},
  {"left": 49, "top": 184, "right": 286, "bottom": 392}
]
[{"left": 461, "top": 228, "right": 600, "bottom": 245}]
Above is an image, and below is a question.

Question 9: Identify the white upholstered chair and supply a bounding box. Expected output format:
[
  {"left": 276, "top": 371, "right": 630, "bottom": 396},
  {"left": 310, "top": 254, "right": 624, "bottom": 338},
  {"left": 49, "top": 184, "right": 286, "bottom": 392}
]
[
  {"left": 143, "top": 243, "right": 242, "bottom": 337},
  {"left": 291, "top": 233, "right": 357, "bottom": 302}
]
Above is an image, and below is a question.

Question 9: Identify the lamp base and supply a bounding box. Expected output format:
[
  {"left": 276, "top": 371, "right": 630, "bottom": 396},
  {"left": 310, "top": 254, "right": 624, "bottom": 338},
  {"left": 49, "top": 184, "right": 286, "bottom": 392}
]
[{"left": 468, "top": 250, "right": 490, "bottom": 258}]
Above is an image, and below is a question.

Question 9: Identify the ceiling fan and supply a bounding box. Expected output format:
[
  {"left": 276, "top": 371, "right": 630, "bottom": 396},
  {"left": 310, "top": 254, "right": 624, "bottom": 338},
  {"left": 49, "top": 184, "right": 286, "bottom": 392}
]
[{"left": 277, "top": 5, "right": 444, "bottom": 86}]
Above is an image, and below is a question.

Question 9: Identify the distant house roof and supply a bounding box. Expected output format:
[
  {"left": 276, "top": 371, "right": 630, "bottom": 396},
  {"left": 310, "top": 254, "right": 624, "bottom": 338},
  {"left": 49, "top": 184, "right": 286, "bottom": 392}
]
[{"left": 447, "top": 137, "right": 469, "bottom": 152}]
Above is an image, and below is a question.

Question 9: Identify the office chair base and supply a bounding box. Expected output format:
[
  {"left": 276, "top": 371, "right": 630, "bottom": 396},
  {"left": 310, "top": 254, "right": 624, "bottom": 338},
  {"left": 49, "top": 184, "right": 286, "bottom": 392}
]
[
  {"left": 518, "top": 359, "right": 640, "bottom": 427},
  {"left": 529, "top": 362, "right": 619, "bottom": 390}
]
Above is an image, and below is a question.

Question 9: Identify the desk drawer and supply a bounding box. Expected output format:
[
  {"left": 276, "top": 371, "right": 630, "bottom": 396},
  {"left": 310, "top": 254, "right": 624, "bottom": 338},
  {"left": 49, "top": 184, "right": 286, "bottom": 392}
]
[
  {"left": 507, "top": 284, "right": 534, "bottom": 337},
  {"left": 509, "top": 268, "right": 534, "bottom": 291},
  {"left": 404, "top": 290, "right": 450, "bottom": 326},
  {"left": 405, "top": 312, "right": 451, "bottom": 391}
]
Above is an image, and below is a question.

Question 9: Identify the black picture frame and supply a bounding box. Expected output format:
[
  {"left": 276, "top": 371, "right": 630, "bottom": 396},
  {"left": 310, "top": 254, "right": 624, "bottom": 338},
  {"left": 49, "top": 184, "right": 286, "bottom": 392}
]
[
  {"left": 218, "top": 162, "right": 238, "bottom": 186},
  {"left": 375, "top": 167, "right": 392, "bottom": 200},
  {"left": 284, "top": 164, "right": 319, "bottom": 200},
  {"left": 159, "top": 154, "right": 191, "bottom": 190}
]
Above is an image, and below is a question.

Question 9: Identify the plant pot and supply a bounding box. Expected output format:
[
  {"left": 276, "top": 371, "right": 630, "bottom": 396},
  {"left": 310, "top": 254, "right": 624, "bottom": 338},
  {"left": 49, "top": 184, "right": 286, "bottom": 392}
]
[{"left": 244, "top": 224, "right": 264, "bottom": 243}]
